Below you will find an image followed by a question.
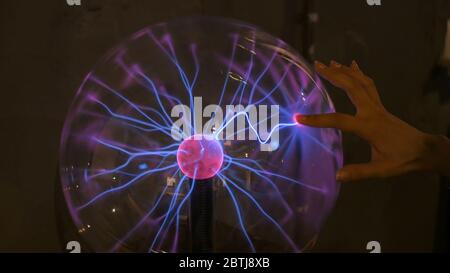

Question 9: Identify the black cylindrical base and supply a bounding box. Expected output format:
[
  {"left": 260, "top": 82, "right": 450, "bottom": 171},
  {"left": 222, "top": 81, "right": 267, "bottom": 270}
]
[{"left": 190, "top": 179, "right": 213, "bottom": 252}]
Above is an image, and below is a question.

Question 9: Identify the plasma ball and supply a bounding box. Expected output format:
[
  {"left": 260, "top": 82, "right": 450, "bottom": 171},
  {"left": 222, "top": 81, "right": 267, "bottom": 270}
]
[
  {"left": 176, "top": 134, "right": 224, "bottom": 180},
  {"left": 60, "top": 17, "right": 343, "bottom": 253}
]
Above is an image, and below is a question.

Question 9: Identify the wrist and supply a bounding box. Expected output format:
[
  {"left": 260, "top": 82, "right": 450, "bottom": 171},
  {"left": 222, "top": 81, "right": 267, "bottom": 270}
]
[{"left": 419, "top": 133, "right": 450, "bottom": 177}]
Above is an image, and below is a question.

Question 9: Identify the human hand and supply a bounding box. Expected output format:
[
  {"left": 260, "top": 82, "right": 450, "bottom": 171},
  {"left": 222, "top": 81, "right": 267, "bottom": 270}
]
[{"left": 295, "top": 60, "right": 450, "bottom": 182}]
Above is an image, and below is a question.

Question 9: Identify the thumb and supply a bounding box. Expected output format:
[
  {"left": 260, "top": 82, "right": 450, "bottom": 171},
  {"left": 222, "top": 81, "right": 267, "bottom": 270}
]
[{"left": 336, "top": 162, "right": 390, "bottom": 182}]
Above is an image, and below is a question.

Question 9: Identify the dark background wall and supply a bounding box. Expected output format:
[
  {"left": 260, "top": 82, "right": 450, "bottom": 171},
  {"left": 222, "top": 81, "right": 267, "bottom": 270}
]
[{"left": 0, "top": 0, "right": 448, "bottom": 252}]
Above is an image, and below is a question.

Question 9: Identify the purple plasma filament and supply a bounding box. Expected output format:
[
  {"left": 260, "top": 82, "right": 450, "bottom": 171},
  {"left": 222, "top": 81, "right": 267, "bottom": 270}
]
[{"left": 176, "top": 134, "right": 224, "bottom": 180}]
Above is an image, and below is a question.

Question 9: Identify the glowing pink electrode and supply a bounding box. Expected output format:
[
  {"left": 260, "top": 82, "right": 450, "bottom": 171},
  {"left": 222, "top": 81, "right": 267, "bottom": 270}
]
[{"left": 176, "top": 134, "right": 224, "bottom": 180}]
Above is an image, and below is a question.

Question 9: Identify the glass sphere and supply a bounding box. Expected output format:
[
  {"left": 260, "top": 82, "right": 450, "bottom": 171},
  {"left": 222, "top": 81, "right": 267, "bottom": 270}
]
[{"left": 59, "top": 16, "right": 342, "bottom": 253}]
